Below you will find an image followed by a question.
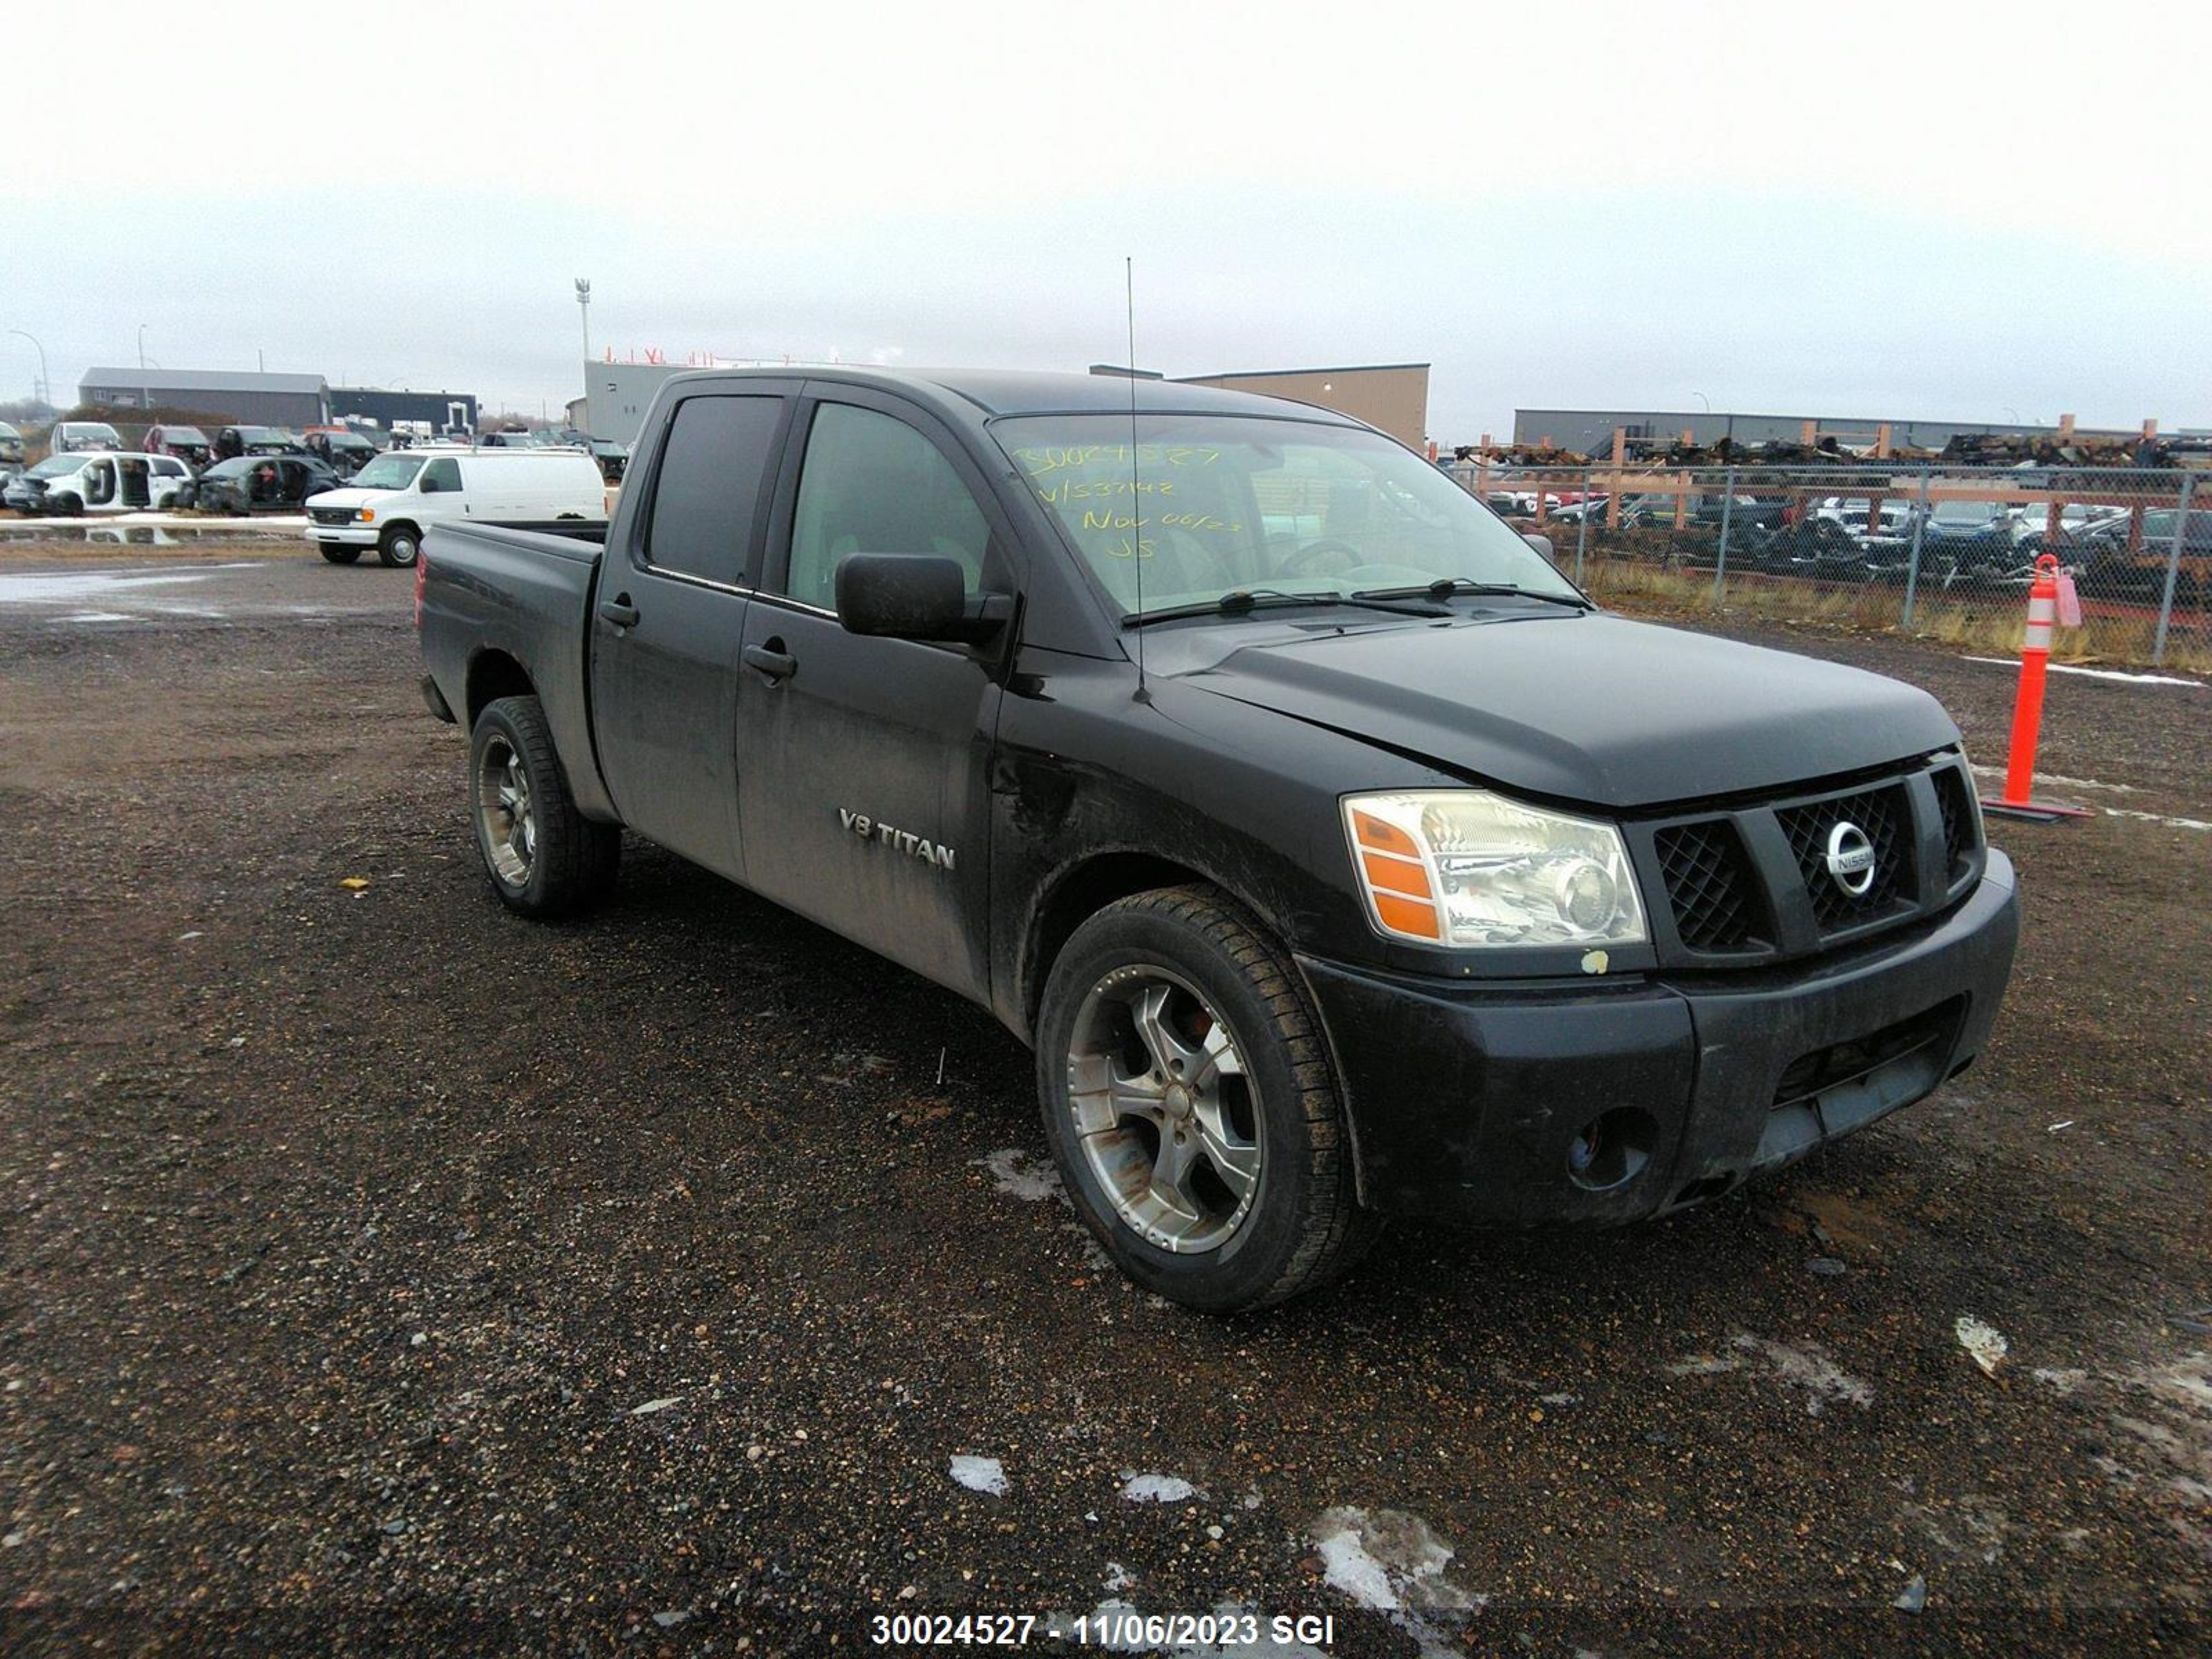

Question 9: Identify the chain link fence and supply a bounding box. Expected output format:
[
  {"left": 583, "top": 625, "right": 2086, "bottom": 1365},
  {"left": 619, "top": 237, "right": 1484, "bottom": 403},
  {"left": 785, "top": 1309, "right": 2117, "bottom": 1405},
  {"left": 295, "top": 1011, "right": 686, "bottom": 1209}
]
[{"left": 1450, "top": 462, "right": 2210, "bottom": 671}]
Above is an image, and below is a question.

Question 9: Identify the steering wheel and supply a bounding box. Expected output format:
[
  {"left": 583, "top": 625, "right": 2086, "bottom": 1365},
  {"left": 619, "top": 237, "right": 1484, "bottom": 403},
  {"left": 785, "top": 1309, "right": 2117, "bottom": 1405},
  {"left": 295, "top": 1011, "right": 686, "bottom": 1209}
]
[{"left": 1280, "top": 537, "right": 1365, "bottom": 577}]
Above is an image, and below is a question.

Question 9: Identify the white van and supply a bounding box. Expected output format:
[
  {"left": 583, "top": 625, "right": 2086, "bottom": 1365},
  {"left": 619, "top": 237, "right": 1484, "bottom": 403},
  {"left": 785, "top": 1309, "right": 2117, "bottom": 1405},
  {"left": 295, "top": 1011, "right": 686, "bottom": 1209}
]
[{"left": 302, "top": 448, "right": 607, "bottom": 567}]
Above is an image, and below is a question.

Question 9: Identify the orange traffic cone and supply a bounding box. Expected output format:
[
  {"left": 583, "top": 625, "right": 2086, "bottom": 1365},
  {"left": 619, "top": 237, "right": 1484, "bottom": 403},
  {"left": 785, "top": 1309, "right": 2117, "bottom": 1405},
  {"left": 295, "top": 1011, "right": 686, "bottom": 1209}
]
[{"left": 1983, "top": 554, "right": 2091, "bottom": 821}]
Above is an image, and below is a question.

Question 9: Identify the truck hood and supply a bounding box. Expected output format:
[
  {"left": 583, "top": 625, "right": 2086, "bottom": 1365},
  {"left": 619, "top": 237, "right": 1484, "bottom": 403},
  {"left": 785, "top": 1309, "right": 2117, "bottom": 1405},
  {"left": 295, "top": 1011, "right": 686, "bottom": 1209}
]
[
  {"left": 305, "top": 487, "right": 392, "bottom": 510},
  {"left": 1181, "top": 612, "right": 1958, "bottom": 809}
]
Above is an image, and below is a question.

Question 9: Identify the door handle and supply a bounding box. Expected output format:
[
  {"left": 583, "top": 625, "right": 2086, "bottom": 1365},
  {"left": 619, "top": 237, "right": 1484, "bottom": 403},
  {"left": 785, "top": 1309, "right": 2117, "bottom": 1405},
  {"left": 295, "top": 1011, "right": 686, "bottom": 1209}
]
[
  {"left": 742, "top": 641, "right": 796, "bottom": 684},
  {"left": 599, "top": 597, "right": 639, "bottom": 628}
]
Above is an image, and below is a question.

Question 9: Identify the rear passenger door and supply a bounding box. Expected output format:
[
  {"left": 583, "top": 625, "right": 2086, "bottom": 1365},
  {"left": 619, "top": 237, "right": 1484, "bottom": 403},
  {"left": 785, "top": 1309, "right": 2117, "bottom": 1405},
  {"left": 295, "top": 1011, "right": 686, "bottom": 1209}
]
[
  {"left": 733, "top": 386, "right": 1016, "bottom": 1001},
  {"left": 590, "top": 384, "right": 796, "bottom": 881}
]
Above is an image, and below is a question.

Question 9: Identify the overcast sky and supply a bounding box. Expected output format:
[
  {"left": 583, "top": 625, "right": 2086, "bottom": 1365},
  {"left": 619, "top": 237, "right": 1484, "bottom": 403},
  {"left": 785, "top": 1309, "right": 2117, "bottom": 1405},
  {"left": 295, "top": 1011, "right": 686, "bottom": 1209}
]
[{"left": 8, "top": 1, "right": 2209, "bottom": 439}]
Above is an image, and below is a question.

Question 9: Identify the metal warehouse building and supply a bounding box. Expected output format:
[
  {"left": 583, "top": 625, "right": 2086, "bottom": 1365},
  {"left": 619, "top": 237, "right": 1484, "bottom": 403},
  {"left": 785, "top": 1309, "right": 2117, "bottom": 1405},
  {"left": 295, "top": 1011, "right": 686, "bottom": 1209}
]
[
  {"left": 580, "top": 359, "right": 1434, "bottom": 449},
  {"left": 1512, "top": 406, "right": 2150, "bottom": 453},
  {"left": 77, "top": 368, "right": 328, "bottom": 427}
]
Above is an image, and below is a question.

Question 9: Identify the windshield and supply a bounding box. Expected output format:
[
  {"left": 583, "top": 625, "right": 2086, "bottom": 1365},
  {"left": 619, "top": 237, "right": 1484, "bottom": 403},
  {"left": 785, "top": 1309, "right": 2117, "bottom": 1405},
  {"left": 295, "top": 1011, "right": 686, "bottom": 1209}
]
[
  {"left": 30, "top": 455, "right": 85, "bottom": 478},
  {"left": 205, "top": 458, "right": 254, "bottom": 479},
  {"left": 352, "top": 454, "right": 424, "bottom": 490},
  {"left": 994, "top": 413, "right": 1580, "bottom": 618},
  {"left": 165, "top": 427, "right": 209, "bottom": 444}
]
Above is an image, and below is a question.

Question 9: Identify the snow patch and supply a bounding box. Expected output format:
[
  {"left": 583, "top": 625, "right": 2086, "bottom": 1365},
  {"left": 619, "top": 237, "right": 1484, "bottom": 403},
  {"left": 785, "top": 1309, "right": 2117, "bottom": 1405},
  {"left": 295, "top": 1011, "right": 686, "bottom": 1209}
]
[
  {"left": 1667, "top": 1336, "right": 1873, "bottom": 1414},
  {"left": 1119, "top": 1472, "right": 1199, "bottom": 1503},
  {"left": 975, "top": 1148, "right": 1063, "bottom": 1202},
  {"left": 1956, "top": 1315, "right": 2009, "bottom": 1377},
  {"left": 1965, "top": 656, "right": 2206, "bottom": 688},
  {"left": 1309, "top": 1507, "right": 1482, "bottom": 1659},
  {"left": 948, "top": 1454, "right": 1009, "bottom": 1497}
]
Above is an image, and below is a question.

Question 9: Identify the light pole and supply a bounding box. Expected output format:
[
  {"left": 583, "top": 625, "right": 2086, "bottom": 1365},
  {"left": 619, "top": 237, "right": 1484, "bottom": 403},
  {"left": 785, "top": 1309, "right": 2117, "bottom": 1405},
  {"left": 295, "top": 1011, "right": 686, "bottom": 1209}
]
[
  {"left": 8, "top": 329, "right": 50, "bottom": 409},
  {"left": 138, "top": 324, "right": 150, "bottom": 413},
  {"left": 575, "top": 279, "right": 592, "bottom": 367}
]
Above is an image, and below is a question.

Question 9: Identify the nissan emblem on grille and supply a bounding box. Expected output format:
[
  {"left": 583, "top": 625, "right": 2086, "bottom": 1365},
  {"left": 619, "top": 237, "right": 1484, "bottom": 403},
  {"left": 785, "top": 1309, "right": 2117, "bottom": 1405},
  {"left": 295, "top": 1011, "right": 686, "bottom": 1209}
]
[{"left": 1824, "top": 821, "right": 1877, "bottom": 896}]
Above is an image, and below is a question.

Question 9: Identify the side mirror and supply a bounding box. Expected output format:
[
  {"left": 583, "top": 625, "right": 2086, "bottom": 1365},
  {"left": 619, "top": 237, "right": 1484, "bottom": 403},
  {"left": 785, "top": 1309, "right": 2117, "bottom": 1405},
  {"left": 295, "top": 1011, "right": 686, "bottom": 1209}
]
[
  {"left": 1522, "top": 531, "right": 1557, "bottom": 563},
  {"left": 835, "top": 553, "right": 1011, "bottom": 644}
]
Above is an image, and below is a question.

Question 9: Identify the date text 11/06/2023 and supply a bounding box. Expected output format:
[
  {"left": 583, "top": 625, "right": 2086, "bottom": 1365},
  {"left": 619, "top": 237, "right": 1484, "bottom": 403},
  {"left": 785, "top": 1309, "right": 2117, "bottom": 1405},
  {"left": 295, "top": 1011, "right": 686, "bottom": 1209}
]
[{"left": 869, "top": 1611, "right": 1340, "bottom": 1649}]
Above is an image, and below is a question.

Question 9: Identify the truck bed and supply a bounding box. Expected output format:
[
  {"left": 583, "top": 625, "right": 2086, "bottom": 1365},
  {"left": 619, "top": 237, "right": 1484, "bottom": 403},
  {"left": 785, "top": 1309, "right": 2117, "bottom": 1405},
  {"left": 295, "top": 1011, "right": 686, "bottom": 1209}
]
[{"left": 418, "top": 518, "right": 614, "bottom": 818}]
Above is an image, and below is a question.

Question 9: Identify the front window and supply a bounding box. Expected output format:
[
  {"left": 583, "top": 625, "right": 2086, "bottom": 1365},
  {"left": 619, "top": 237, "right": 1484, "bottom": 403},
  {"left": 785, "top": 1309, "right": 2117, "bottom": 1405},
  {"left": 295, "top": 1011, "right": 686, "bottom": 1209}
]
[
  {"left": 994, "top": 413, "right": 1579, "bottom": 618},
  {"left": 786, "top": 403, "right": 993, "bottom": 611},
  {"left": 352, "top": 454, "right": 424, "bottom": 490},
  {"left": 419, "top": 458, "right": 462, "bottom": 494}
]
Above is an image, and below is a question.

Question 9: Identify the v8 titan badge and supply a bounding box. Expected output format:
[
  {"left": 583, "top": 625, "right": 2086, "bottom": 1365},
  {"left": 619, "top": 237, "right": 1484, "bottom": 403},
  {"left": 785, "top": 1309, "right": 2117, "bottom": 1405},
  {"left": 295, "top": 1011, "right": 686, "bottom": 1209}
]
[{"left": 840, "top": 807, "right": 957, "bottom": 872}]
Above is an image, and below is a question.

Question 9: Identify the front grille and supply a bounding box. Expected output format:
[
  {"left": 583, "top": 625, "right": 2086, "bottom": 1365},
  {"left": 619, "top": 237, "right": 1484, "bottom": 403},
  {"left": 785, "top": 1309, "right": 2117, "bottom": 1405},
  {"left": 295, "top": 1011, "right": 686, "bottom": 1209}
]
[
  {"left": 1931, "top": 767, "right": 1976, "bottom": 879},
  {"left": 1653, "top": 820, "right": 1762, "bottom": 951},
  {"left": 310, "top": 506, "right": 354, "bottom": 525},
  {"left": 1777, "top": 784, "right": 1913, "bottom": 931}
]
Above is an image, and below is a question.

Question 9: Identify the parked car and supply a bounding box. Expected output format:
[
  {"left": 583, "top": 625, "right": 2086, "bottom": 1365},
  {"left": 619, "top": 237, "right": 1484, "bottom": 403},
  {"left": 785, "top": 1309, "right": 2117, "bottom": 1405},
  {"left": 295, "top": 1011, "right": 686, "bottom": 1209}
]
[
  {"left": 2071, "top": 507, "right": 2212, "bottom": 604},
  {"left": 213, "top": 424, "right": 300, "bottom": 462},
  {"left": 144, "top": 424, "right": 214, "bottom": 467},
  {"left": 303, "top": 447, "right": 606, "bottom": 567},
  {"left": 586, "top": 438, "right": 629, "bottom": 484},
  {"left": 1815, "top": 498, "right": 1920, "bottom": 547},
  {"left": 2009, "top": 501, "right": 2126, "bottom": 548},
  {"left": 1915, "top": 500, "right": 2014, "bottom": 570},
  {"left": 4, "top": 450, "right": 191, "bottom": 515},
  {"left": 0, "top": 420, "right": 24, "bottom": 467},
  {"left": 49, "top": 420, "right": 125, "bottom": 454},
  {"left": 180, "top": 453, "right": 341, "bottom": 514},
  {"left": 415, "top": 366, "right": 2018, "bottom": 1312},
  {"left": 301, "top": 427, "right": 382, "bottom": 478}
]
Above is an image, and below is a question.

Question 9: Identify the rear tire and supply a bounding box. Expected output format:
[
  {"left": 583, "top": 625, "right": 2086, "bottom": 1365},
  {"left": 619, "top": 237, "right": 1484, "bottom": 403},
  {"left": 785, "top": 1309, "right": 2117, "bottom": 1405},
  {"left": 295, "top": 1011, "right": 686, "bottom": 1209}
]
[
  {"left": 1036, "top": 884, "right": 1376, "bottom": 1313},
  {"left": 319, "top": 545, "right": 362, "bottom": 565},
  {"left": 468, "top": 695, "right": 619, "bottom": 918},
  {"left": 378, "top": 525, "right": 421, "bottom": 568}
]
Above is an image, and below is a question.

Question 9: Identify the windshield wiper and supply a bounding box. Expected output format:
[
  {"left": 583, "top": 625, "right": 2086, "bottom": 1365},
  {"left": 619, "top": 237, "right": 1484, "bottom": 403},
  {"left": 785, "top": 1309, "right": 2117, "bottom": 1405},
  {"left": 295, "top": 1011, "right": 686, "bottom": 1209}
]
[
  {"left": 1355, "top": 578, "right": 1595, "bottom": 611},
  {"left": 1127, "top": 588, "right": 1451, "bottom": 626}
]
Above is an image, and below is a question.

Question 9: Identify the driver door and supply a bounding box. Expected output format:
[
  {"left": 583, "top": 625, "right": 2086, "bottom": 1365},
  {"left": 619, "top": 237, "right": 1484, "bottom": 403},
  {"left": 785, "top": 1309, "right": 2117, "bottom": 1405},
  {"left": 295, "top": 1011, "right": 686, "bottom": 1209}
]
[{"left": 733, "top": 386, "right": 1016, "bottom": 1000}]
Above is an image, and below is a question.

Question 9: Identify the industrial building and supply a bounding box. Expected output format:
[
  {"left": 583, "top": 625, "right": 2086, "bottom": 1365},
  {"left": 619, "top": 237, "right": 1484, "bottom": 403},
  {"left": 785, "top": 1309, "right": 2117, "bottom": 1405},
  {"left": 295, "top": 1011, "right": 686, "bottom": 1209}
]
[
  {"left": 578, "top": 358, "right": 1434, "bottom": 449},
  {"left": 77, "top": 368, "right": 328, "bottom": 427},
  {"left": 1174, "top": 364, "right": 1430, "bottom": 448},
  {"left": 576, "top": 362, "right": 693, "bottom": 444},
  {"left": 1511, "top": 406, "right": 2154, "bottom": 454},
  {"left": 329, "top": 386, "right": 479, "bottom": 436}
]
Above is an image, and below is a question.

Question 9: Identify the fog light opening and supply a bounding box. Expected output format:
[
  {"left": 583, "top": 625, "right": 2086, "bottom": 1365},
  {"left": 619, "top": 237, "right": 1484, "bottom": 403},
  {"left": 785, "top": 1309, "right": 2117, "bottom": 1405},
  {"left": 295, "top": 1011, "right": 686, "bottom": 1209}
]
[{"left": 1566, "top": 1107, "right": 1657, "bottom": 1191}]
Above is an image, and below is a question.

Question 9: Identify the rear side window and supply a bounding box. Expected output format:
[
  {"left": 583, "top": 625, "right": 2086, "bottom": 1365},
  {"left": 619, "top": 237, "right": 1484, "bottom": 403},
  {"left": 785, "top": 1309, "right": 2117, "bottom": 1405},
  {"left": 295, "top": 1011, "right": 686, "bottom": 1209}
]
[{"left": 645, "top": 395, "right": 785, "bottom": 586}]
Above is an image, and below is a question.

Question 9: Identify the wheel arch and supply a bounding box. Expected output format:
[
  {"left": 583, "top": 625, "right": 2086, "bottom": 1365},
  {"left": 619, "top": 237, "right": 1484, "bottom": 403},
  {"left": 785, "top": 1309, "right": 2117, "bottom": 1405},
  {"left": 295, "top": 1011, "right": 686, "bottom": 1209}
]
[
  {"left": 465, "top": 648, "right": 536, "bottom": 730},
  {"left": 1019, "top": 847, "right": 1295, "bottom": 1042}
]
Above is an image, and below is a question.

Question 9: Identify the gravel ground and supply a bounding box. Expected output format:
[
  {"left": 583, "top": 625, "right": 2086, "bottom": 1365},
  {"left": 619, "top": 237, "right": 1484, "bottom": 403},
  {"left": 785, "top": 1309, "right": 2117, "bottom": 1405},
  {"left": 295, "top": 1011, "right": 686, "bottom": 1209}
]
[{"left": 2, "top": 551, "right": 2207, "bottom": 1657}]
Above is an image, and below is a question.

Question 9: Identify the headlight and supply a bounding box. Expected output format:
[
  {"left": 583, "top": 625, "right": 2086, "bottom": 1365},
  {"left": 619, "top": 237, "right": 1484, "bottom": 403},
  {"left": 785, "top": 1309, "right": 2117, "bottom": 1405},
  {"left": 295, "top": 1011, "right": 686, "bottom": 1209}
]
[{"left": 1343, "top": 790, "right": 1647, "bottom": 949}]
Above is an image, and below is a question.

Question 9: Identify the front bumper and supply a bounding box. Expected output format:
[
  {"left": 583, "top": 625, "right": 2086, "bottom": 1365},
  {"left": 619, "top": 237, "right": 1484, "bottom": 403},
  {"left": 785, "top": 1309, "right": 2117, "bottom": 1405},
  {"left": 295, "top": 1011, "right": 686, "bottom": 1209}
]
[
  {"left": 306, "top": 522, "right": 376, "bottom": 547},
  {"left": 1299, "top": 852, "right": 2018, "bottom": 1225}
]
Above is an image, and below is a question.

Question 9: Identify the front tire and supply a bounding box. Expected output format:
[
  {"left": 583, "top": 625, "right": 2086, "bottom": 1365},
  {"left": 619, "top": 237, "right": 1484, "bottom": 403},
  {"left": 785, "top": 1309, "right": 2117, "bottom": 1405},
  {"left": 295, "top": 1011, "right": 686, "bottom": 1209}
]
[
  {"left": 378, "top": 525, "right": 421, "bottom": 567},
  {"left": 319, "top": 545, "right": 362, "bottom": 565},
  {"left": 469, "top": 695, "right": 619, "bottom": 918},
  {"left": 1036, "top": 885, "right": 1375, "bottom": 1313}
]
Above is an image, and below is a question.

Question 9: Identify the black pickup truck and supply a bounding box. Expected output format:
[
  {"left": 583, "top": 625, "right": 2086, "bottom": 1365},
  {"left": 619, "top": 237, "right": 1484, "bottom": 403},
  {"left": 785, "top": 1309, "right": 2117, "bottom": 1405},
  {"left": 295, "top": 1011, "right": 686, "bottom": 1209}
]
[{"left": 418, "top": 367, "right": 2018, "bottom": 1312}]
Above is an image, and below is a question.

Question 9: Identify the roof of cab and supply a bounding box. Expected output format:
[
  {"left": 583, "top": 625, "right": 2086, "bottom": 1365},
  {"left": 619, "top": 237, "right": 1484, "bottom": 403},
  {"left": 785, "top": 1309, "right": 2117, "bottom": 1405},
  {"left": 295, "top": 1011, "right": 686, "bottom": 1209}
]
[{"left": 657, "top": 365, "right": 1367, "bottom": 428}]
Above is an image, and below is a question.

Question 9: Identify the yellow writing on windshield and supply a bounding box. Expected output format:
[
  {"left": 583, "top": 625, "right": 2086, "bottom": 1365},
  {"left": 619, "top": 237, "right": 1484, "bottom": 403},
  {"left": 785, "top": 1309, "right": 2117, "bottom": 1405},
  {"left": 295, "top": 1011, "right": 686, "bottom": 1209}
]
[{"left": 1011, "top": 444, "right": 1221, "bottom": 477}]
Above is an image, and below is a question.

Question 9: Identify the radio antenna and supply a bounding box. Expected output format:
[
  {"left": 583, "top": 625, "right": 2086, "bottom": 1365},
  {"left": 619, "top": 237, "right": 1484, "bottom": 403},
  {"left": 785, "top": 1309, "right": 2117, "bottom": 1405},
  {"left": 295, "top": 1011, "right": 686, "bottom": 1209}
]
[{"left": 1126, "top": 255, "right": 1147, "bottom": 701}]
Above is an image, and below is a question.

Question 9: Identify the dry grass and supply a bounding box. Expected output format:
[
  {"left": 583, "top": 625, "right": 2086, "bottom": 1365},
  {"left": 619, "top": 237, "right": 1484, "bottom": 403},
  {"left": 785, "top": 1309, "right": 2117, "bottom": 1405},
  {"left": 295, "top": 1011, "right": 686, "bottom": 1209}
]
[{"left": 1574, "top": 554, "right": 2212, "bottom": 675}]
